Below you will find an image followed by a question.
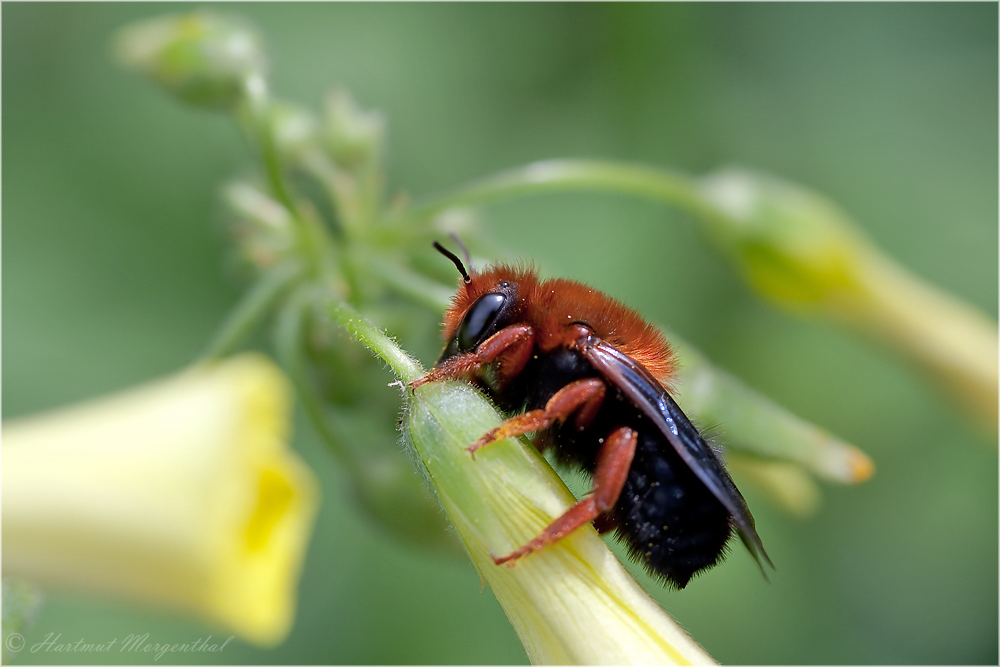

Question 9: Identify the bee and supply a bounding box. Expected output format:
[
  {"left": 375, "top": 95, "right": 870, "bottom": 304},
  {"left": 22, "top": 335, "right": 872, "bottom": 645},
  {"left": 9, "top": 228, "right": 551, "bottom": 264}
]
[{"left": 412, "top": 241, "right": 771, "bottom": 588}]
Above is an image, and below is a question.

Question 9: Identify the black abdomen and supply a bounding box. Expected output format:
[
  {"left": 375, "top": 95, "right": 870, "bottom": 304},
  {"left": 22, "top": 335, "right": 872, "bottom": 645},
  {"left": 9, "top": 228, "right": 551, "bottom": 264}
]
[
  {"left": 508, "top": 347, "right": 734, "bottom": 589},
  {"left": 613, "top": 425, "right": 733, "bottom": 589}
]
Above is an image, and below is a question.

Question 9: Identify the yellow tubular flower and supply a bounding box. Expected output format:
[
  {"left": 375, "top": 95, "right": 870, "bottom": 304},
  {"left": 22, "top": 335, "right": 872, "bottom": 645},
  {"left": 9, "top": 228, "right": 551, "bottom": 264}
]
[
  {"left": 2, "top": 354, "right": 319, "bottom": 647},
  {"left": 406, "top": 380, "right": 716, "bottom": 666}
]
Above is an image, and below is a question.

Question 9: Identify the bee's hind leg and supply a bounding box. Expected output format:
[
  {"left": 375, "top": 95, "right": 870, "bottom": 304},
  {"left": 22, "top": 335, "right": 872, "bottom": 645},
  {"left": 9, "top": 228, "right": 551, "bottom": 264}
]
[{"left": 493, "top": 425, "right": 637, "bottom": 566}]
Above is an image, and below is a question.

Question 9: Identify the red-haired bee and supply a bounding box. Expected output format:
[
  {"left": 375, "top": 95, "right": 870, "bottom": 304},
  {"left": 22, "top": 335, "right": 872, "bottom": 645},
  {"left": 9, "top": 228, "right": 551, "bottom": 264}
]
[{"left": 412, "top": 242, "right": 771, "bottom": 588}]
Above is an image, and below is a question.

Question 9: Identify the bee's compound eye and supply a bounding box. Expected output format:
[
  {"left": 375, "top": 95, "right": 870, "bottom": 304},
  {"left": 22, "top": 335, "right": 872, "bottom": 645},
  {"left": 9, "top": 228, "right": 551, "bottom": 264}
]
[{"left": 457, "top": 293, "right": 506, "bottom": 351}]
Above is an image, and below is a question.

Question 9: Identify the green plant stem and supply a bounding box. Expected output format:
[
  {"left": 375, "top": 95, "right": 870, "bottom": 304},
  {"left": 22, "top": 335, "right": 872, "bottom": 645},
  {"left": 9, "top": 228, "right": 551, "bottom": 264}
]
[
  {"left": 200, "top": 261, "right": 304, "bottom": 361},
  {"left": 311, "top": 288, "right": 424, "bottom": 384},
  {"left": 405, "top": 159, "right": 713, "bottom": 223},
  {"left": 261, "top": 129, "right": 296, "bottom": 214},
  {"left": 274, "top": 291, "right": 358, "bottom": 468},
  {"left": 298, "top": 150, "right": 349, "bottom": 238},
  {"left": 236, "top": 75, "right": 298, "bottom": 215},
  {"left": 298, "top": 147, "right": 377, "bottom": 241}
]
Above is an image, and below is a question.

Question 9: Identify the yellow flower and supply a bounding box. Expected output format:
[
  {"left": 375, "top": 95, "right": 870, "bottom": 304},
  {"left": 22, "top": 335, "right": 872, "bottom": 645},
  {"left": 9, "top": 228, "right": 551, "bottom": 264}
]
[
  {"left": 407, "top": 381, "right": 716, "bottom": 665},
  {"left": 2, "top": 354, "right": 319, "bottom": 647}
]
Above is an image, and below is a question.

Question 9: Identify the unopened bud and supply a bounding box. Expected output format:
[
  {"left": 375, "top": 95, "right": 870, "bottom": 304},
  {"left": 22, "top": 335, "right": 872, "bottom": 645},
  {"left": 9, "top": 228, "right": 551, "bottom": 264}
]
[
  {"left": 269, "top": 103, "right": 320, "bottom": 163},
  {"left": 700, "top": 169, "right": 998, "bottom": 429},
  {"left": 322, "top": 89, "right": 385, "bottom": 168},
  {"left": 405, "top": 380, "right": 715, "bottom": 664},
  {"left": 115, "top": 12, "right": 267, "bottom": 111},
  {"left": 223, "top": 182, "right": 294, "bottom": 268},
  {"left": 699, "top": 169, "right": 870, "bottom": 309}
]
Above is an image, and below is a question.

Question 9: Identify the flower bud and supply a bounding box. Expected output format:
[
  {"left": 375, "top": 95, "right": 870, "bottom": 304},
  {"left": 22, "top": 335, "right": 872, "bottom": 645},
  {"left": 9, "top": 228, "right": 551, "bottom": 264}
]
[
  {"left": 405, "top": 380, "right": 715, "bottom": 664},
  {"left": 699, "top": 169, "right": 998, "bottom": 429},
  {"left": 725, "top": 456, "right": 822, "bottom": 519},
  {"left": 223, "top": 181, "right": 295, "bottom": 269},
  {"left": 672, "top": 335, "right": 874, "bottom": 486},
  {"left": 699, "top": 169, "right": 871, "bottom": 309},
  {"left": 322, "top": 89, "right": 386, "bottom": 168},
  {"left": 115, "top": 12, "right": 267, "bottom": 111},
  {"left": 269, "top": 102, "right": 321, "bottom": 163}
]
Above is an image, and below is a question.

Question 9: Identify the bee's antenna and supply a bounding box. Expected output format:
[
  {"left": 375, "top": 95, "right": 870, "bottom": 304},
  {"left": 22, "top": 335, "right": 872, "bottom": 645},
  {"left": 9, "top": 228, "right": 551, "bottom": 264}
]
[
  {"left": 448, "top": 232, "right": 475, "bottom": 275},
  {"left": 433, "top": 241, "right": 471, "bottom": 284}
]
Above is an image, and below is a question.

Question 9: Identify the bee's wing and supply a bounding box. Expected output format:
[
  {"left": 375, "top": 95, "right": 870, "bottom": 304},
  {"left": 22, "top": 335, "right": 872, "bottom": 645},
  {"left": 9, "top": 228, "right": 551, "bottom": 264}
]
[{"left": 583, "top": 338, "right": 773, "bottom": 573}]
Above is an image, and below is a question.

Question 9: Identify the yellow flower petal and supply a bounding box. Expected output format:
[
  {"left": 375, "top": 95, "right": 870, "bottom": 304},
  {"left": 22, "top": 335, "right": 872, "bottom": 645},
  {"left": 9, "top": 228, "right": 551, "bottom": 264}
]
[{"left": 2, "top": 354, "right": 319, "bottom": 646}]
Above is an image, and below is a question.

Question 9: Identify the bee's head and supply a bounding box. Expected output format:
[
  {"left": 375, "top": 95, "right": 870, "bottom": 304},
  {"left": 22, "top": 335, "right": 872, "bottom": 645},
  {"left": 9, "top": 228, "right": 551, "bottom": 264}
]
[{"left": 433, "top": 241, "right": 533, "bottom": 361}]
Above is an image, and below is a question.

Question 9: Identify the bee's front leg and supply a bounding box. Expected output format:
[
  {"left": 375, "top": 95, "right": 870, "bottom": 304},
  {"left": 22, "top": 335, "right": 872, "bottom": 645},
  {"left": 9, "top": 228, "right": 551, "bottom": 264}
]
[{"left": 409, "top": 324, "right": 535, "bottom": 390}]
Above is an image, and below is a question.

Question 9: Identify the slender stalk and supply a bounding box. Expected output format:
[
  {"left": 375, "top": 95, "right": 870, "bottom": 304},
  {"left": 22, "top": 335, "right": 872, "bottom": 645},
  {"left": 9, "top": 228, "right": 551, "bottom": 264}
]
[
  {"left": 274, "top": 291, "right": 358, "bottom": 468},
  {"left": 236, "top": 74, "right": 298, "bottom": 216},
  {"left": 405, "top": 159, "right": 712, "bottom": 222},
  {"left": 200, "top": 261, "right": 303, "bottom": 361},
  {"left": 298, "top": 149, "right": 349, "bottom": 238},
  {"left": 310, "top": 288, "right": 424, "bottom": 384},
  {"left": 261, "top": 131, "right": 297, "bottom": 216}
]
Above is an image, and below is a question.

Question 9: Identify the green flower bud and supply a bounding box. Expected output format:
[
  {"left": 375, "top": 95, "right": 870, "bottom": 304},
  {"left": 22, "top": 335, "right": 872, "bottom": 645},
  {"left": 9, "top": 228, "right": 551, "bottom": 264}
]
[
  {"left": 725, "top": 456, "right": 822, "bottom": 519},
  {"left": 322, "top": 89, "right": 386, "bottom": 168},
  {"left": 672, "top": 335, "right": 874, "bottom": 486},
  {"left": 269, "top": 103, "right": 320, "bottom": 163},
  {"left": 115, "top": 12, "right": 267, "bottom": 111},
  {"left": 699, "top": 169, "right": 998, "bottom": 430},
  {"left": 405, "top": 380, "right": 715, "bottom": 664},
  {"left": 699, "top": 169, "right": 871, "bottom": 309},
  {"left": 223, "top": 182, "right": 295, "bottom": 269}
]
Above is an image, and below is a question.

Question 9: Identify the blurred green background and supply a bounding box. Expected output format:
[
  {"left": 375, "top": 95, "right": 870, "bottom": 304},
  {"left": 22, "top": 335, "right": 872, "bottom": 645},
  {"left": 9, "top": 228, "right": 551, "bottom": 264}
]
[{"left": 4, "top": 3, "right": 996, "bottom": 664}]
